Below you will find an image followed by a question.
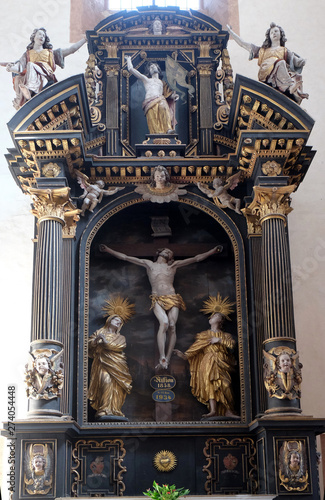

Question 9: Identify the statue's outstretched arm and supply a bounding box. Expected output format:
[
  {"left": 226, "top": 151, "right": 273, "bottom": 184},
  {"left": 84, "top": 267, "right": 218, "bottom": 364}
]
[
  {"left": 99, "top": 244, "right": 150, "bottom": 268},
  {"left": 125, "top": 55, "right": 147, "bottom": 82},
  {"left": 61, "top": 37, "right": 87, "bottom": 58},
  {"left": 227, "top": 25, "right": 252, "bottom": 52},
  {"left": 172, "top": 245, "right": 223, "bottom": 269}
]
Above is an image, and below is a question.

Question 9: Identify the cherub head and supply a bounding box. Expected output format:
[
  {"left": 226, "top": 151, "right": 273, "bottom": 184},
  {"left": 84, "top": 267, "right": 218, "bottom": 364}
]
[
  {"left": 289, "top": 451, "right": 301, "bottom": 472},
  {"left": 95, "top": 180, "right": 105, "bottom": 188},
  {"left": 151, "top": 165, "right": 170, "bottom": 188},
  {"left": 277, "top": 352, "right": 292, "bottom": 373},
  {"left": 212, "top": 177, "right": 223, "bottom": 188},
  {"left": 32, "top": 454, "right": 46, "bottom": 474},
  {"left": 152, "top": 17, "right": 162, "bottom": 35},
  {"left": 35, "top": 356, "right": 51, "bottom": 376}
]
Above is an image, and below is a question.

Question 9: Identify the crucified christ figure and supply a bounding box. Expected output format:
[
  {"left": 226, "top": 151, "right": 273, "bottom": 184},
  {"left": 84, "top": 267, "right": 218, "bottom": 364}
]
[{"left": 99, "top": 245, "right": 223, "bottom": 369}]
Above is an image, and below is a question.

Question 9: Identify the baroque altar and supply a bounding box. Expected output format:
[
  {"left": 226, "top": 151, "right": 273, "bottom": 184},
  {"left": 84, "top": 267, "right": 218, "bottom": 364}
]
[{"left": 3, "top": 6, "right": 325, "bottom": 500}]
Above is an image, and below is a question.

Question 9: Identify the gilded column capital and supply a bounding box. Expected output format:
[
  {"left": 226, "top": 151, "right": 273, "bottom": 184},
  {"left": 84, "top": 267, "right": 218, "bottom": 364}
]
[
  {"left": 245, "top": 184, "right": 296, "bottom": 224},
  {"left": 197, "top": 63, "right": 213, "bottom": 76},
  {"left": 241, "top": 208, "right": 262, "bottom": 236},
  {"left": 104, "top": 63, "right": 120, "bottom": 77},
  {"left": 63, "top": 210, "right": 81, "bottom": 238},
  {"left": 27, "top": 187, "right": 79, "bottom": 224}
]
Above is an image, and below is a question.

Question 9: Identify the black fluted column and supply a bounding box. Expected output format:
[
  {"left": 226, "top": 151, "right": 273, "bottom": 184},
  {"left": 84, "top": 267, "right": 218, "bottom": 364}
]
[{"left": 245, "top": 182, "right": 302, "bottom": 414}]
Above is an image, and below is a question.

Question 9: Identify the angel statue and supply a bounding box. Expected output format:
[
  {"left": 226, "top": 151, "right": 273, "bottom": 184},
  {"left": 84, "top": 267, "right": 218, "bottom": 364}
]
[
  {"left": 25, "top": 349, "right": 64, "bottom": 400},
  {"left": 125, "top": 56, "right": 179, "bottom": 134},
  {"left": 75, "top": 171, "right": 124, "bottom": 216},
  {"left": 197, "top": 172, "right": 243, "bottom": 214},
  {"left": 227, "top": 23, "right": 308, "bottom": 104},
  {"left": 263, "top": 347, "right": 302, "bottom": 400},
  {"left": 135, "top": 165, "right": 187, "bottom": 203},
  {"left": 279, "top": 440, "right": 309, "bottom": 492},
  {"left": 24, "top": 443, "right": 53, "bottom": 495},
  {"left": 88, "top": 296, "right": 135, "bottom": 421},
  {"left": 174, "top": 294, "right": 240, "bottom": 420},
  {"left": 3, "top": 28, "right": 86, "bottom": 109}
]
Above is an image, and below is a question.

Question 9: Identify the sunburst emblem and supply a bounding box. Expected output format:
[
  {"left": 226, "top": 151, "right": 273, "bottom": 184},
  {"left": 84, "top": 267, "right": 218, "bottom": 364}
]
[
  {"left": 153, "top": 450, "right": 177, "bottom": 472},
  {"left": 102, "top": 296, "right": 135, "bottom": 323},
  {"left": 200, "top": 293, "right": 235, "bottom": 321}
]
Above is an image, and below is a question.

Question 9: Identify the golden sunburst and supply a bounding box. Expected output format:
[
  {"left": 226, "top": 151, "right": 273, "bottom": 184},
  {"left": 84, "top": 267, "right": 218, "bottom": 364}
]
[
  {"left": 102, "top": 296, "right": 135, "bottom": 323},
  {"left": 153, "top": 450, "right": 177, "bottom": 472},
  {"left": 200, "top": 293, "right": 235, "bottom": 321}
]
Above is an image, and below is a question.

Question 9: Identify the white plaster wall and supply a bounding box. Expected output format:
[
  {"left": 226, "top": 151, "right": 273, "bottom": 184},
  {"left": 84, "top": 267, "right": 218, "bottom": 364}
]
[{"left": 0, "top": 0, "right": 324, "bottom": 497}]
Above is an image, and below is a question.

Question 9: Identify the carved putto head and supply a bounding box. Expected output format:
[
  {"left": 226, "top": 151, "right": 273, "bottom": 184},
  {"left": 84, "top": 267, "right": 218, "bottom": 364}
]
[{"left": 151, "top": 165, "right": 170, "bottom": 188}]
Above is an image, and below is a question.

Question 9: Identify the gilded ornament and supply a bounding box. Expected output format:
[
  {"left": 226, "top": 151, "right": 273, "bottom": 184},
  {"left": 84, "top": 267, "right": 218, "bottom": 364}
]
[
  {"left": 200, "top": 293, "right": 235, "bottom": 321},
  {"left": 153, "top": 450, "right": 177, "bottom": 472},
  {"left": 24, "top": 443, "right": 53, "bottom": 495},
  {"left": 261, "top": 160, "right": 282, "bottom": 176},
  {"left": 263, "top": 347, "right": 302, "bottom": 400},
  {"left": 42, "top": 162, "right": 61, "bottom": 178},
  {"left": 145, "top": 150, "right": 153, "bottom": 157},
  {"left": 296, "top": 138, "right": 305, "bottom": 146},
  {"left": 70, "top": 138, "right": 80, "bottom": 146},
  {"left": 25, "top": 348, "right": 64, "bottom": 400},
  {"left": 242, "top": 95, "right": 252, "bottom": 104},
  {"left": 173, "top": 166, "right": 180, "bottom": 174},
  {"left": 28, "top": 187, "right": 78, "bottom": 223},
  {"left": 279, "top": 441, "right": 309, "bottom": 492},
  {"left": 142, "top": 166, "right": 150, "bottom": 173},
  {"left": 169, "top": 151, "right": 176, "bottom": 157},
  {"left": 278, "top": 138, "right": 286, "bottom": 147},
  {"left": 157, "top": 150, "right": 165, "bottom": 157},
  {"left": 127, "top": 166, "right": 134, "bottom": 174},
  {"left": 52, "top": 139, "right": 61, "bottom": 147},
  {"left": 203, "top": 166, "right": 210, "bottom": 174},
  {"left": 188, "top": 166, "right": 195, "bottom": 174},
  {"left": 36, "top": 140, "right": 45, "bottom": 148},
  {"left": 153, "top": 138, "right": 171, "bottom": 145}
]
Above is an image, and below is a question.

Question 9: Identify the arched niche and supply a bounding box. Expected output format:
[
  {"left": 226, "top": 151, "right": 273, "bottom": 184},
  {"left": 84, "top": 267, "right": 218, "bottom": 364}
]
[{"left": 78, "top": 191, "right": 250, "bottom": 425}]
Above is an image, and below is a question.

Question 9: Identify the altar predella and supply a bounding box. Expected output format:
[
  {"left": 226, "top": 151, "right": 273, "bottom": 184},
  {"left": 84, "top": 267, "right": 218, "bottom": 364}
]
[{"left": 2, "top": 6, "right": 324, "bottom": 499}]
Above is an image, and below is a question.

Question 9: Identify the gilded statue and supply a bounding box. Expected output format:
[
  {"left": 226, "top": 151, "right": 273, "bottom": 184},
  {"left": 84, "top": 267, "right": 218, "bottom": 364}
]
[
  {"left": 174, "top": 294, "right": 239, "bottom": 420},
  {"left": 263, "top": 347, "right": 302, "bottom": 400},
  {"left": 227, "top": 23, "right": 308, "bottom": 104},
  {"left": 197, "top": 172, "right": 243, "bottom": 214},
  {"left": 24, "top": 444, "right": 53, "bottom": 495},
  {"left": 25, "top": 349, "right": 64, "bottom": 400},
  {"left": 125, "top": 56, "right": 179, "bottom": 134},
  {"left": 88, "top": 296, "right": 134, "bottom": 421},
  {"left": 135, "top": 165, "right": 187, "bottom": 203},
  {"left": 100, "top": 245, "right": 222, "bottom": 370},
  {"left": 4, "top": 28, "right": 86, "bottom": 109},
  {"left": 75, "top": 171, "right": 124, "bottom": 216}
]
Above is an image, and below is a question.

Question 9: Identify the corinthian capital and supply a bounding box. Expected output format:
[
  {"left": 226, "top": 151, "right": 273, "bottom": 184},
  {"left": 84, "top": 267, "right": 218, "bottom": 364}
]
[
  {"left": 245, "top": 184, "right": 296, "bottom": 224},
  {"left": 27, "top": 187, "right": 79, "bottom": 224}
]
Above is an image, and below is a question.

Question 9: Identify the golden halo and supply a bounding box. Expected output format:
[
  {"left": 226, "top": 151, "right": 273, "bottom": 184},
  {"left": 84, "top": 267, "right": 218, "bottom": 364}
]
[
  {"left": 153, "top": 450, "right": 177, "bottom": 472},
  {"left": 200, "top": 293, "right": 235, "bottom": 321},
  {"left": 102, "top": 296, "right": 135, "bottom": 323}
]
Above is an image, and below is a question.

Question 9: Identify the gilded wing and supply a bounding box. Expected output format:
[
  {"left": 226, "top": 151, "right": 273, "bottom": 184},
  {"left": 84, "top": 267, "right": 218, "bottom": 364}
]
[{"left": 224, "top": 171, "right": 243, "bottom": 190}]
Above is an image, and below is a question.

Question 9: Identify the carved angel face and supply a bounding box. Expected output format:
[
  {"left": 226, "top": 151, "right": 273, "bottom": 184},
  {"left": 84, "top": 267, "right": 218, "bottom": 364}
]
[
  {"left": 32, "top": 455, "right": 46, "bottom": 472},
  {"left": 35, "top": 357, "right": 49, "bottom": 376},
  {"left": 269, "top": 26, "right": 281, "bottom": 45},
  {"left": 279, "top": 353, "right": 292, "bottom": 373},
  {"left": 34, "top": 29, "right": 46, "bottom": 47}
]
